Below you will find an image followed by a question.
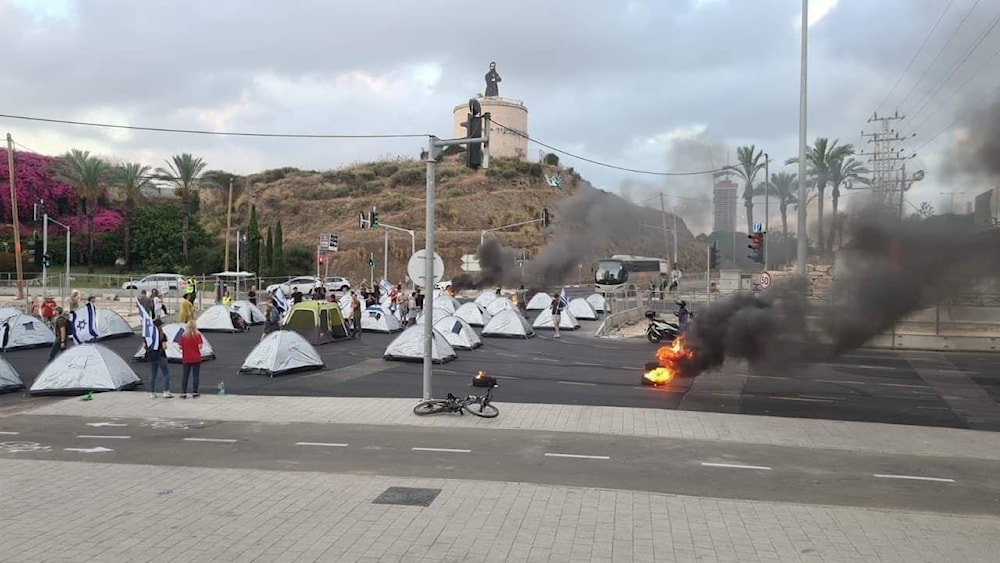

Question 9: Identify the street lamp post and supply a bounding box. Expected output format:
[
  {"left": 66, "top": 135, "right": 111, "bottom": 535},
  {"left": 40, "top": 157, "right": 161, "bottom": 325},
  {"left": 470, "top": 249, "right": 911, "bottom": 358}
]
[{"left": 796, "top": 0, "right": 809, "bottom": 276}]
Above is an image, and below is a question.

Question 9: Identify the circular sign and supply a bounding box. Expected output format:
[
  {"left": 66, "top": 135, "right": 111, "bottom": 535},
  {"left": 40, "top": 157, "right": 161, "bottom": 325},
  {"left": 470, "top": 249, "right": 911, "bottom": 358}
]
[
  {"left": 759, "top": 271, "right": 771, "bottom": 290},
  {"left": 407, "top": 250, "right": 445, "bottom": 288}
]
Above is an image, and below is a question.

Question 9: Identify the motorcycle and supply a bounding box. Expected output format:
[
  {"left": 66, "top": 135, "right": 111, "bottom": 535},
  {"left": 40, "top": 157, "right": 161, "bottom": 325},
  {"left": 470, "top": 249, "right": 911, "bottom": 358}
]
[{"left": 645, "top": 310, "right": 681, "bottom": 344}]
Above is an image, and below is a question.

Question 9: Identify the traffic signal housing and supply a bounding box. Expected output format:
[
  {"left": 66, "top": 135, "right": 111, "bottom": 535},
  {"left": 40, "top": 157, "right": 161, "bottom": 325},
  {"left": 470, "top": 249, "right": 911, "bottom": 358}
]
[
  {"left": 33, "top": 236, "right": 43, "bottom": 266},
  {"left": 461, "top": 98, "right": 484, "bottom": 169},
  {"left": 318, "top": 256, "right": 324, "bottom": 266},
  {"left": 369, "top": 206, "right": 379, "bottom": 228},
  {"left": 709, "top": 242, "right": 720, "bottom": 270},
  {"left": 747, "top": 232, "right": 765, "bottom": 265},
  {"left": 368, "top": 252, "right": 375, "bottom": 269},
  {"left": 43, "top": 252, "right": 53, "bottom": 268},
  {"left": 331, "top": 234, "right": 339, "bottom": 251},
  {"left": 542, "top": 208, "right": 550, "bottom": 228}
]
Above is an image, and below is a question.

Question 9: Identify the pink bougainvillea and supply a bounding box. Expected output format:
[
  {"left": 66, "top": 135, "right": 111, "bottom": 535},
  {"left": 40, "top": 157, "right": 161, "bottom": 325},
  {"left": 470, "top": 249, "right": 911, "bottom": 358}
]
[{"left": 0, "top": 149, "right": 123, "bottom": 235}]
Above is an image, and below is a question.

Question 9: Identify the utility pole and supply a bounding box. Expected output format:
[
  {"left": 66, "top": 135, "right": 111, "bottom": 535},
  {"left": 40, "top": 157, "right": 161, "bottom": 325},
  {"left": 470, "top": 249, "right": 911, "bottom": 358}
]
[
  {"left": 224, "top": 176, "right": 234, "bottom": 271},
  {"left": 383, "top": 228, "right": 389, "bottom": 284},
  {"left": 764, "top": 152, "right": 770, "bottom": 270},
  {"left": 6, "top": 134, "right": 25, "bottom": 302},
  {"left": 659, "top": 193, "right": 670, "bottom": 265},
  {"left": 860, "top": 112, "right": 908, "bottom": 212},
  {"left": 795, "top": 0, "right": 809, "bottom": 276}
]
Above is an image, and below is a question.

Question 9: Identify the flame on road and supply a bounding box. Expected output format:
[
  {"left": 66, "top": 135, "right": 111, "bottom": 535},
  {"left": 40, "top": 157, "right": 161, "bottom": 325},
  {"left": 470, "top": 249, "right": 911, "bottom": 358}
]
[{"left": 643, "top": 337, "right": 694, "bottom": 386}]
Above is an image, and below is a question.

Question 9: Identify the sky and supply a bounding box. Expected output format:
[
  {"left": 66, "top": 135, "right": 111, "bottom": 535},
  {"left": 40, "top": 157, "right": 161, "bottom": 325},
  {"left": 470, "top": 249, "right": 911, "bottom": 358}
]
[{"left": 2, "top": 0, "right": 999, "bottom": 235}]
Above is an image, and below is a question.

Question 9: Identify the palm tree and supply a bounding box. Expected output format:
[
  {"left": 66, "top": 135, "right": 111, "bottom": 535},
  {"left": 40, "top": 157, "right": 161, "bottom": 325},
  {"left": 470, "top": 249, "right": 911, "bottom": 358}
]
[
  {"left": 156, "top": 153, "right": 207, "bottom": 261},
  {"left": 115, "top": 162, "right": 152, "bottom": 270},
  {"left": 826, "top": 157, "right": 870, "bottom": 253},
  {"left": 58, "top": 150, "right": 109, "bottom": 273},
  {"left": 728, "top": 145, "right": 766, "bottom": 233},
  {"left": 786, "top": 138, "right": 853, "bottom": 256},
  {"left": 754, "top": 171, "right": 798, "bottom": 237}
]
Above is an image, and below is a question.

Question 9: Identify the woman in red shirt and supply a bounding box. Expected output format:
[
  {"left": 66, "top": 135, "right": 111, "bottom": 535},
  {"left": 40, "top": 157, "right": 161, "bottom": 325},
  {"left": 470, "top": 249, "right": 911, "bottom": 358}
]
[{"left": 178, "top": 319, "right": 204, "bottom": 398}]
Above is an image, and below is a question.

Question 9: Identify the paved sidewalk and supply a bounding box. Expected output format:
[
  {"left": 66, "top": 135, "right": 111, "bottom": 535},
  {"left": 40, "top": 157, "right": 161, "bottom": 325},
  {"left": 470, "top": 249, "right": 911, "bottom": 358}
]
[
  {"left": 1, "top": 458, "right": 997, "bottom": 563},
  {"left": 20, "top": 393, "right": 1000, "bottom": 460}
]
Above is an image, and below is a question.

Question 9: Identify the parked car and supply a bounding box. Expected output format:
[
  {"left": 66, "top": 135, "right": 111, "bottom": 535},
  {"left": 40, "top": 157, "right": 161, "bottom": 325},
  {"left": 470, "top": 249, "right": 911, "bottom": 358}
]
[
  {"left": 323, "top": 276, "right": 352, "bottom": 292},
  {"left": 121, "top": 273, "right": 186, "bottom": 293},
  {"left": 265, "top": 276, "right": 323, "bottom": 296}
]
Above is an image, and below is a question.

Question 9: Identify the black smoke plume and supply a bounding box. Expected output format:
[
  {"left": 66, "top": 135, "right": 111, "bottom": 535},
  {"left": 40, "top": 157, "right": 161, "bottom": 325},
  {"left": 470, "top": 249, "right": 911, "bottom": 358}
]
[
  {"left": 675, "top": 211, "right": 1000, "bottom": 377},
  {"left": 943, "top": 96, "right": 1000, "bottom": 180}
]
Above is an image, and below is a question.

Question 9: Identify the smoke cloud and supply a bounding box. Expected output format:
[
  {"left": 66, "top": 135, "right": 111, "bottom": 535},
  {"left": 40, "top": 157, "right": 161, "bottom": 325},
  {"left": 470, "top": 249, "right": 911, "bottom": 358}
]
[
  {"left": 675, "top": 210, "right": 1000, "bottom": 377},
  {"left": 943, "top": 96, "right": 1000, "bottom": 180}
]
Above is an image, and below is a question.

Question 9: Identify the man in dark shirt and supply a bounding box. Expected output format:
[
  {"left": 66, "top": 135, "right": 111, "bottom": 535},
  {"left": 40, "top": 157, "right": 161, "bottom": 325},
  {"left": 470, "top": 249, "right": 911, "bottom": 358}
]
[
  {"left": 291, "top": 287, "right": 304, "bottom": 304},
  {"left": 414, "top": 289, "right": 425, "bottom": 310},
  {"left": 49, "top": 307, "right": 69, "bottom": 362}
]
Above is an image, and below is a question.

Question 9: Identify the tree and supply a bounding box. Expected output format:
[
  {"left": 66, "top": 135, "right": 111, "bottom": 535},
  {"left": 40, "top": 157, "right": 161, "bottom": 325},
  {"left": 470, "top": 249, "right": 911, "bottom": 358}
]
[
  {"left": 264, "top": 226, "right": 273, "bottom": 275},
  {"left": 826, "top": 157, "right": 870, "bottom": 253},
  {"left": 786, "top": 138, "right": 853, "bottom": 256},
  {"left": 272, "top": 221, "right": 286, "bottom": 277},
  {"left": 156, "top": 153, "right": 207, "bottom": 261},
  {"left": 729, "top": 145, "right": 765, "bottom": 234},
  {"left": 754, "top": 171, "right": 798, "bottom": 237},
  {"left": 114, "top": 162, "right": 151, "bottom": 270},
  {"left": 247, "top": 204, "right": 261, "bottom": 275},
  {"left": 58, "top": 150, "right": 110, "bottom": 273},
  {"left": 543, "top": 153, "right": 560, "bottom": 166}
]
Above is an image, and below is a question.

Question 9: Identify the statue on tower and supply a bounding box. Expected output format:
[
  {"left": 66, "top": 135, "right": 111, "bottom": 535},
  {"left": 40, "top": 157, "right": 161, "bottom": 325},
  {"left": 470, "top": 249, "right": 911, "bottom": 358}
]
[{"left": 484, "top": 61, "right": 501, "bottom": 98}]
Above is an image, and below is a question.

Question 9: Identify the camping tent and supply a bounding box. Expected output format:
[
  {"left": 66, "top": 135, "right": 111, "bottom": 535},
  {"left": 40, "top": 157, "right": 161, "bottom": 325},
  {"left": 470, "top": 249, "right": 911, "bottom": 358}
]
[
  {"left": 132, "top": 323, "right": 215, "bottom": 363},
  {"left": 29, "top": 344, "right": 141, "bottom": 395},
  {"left": 362, "top": 305, "right": 403, "bottom": 333},
  {"left": 383, "top": 324, "right": 458, "bottom": 363},
  {"left": 70, "top": 305, "right": 134, "bottom": 342},
  {"left": 0, "top": 307, "right": 23, "bottom": 321},
  {"left": 239, "top": 330, "right": 324, "bottom": 377},
  {"left": 532, "top": 308, "right": 580, "bottom": 330},
  {"left": 413, "top": 306, "right": 454, "bottom": 326},
  {"left": 434, "top": 315, "right": 482, "bottom": 350},
  {"left": 525, "top": 292, "right": 552, "bottom": 311},
  {"left": 567, "top": 298, "right": 598, "bottom": 321},
  {"left": 586, "top": 293, "right": 606, "bottom": 313},
  {"left": 433, "top": 294, "right": 460, "bottom": 315},
  {"left": 0, "top": 314, "right": 55, "bottom": 350},
  {"left": 474, "top": 292, "right": 499, "bottom": 307},
  {"left": 0, "top": 357, "right": 24, "bottom": 393},
  {"left": 453, "top": 302, "right": 492, "bottom": 327},
  {"left": 283, "top": 300, "right": 350, "bottom": 344},
  {"left": 196, "top": 304, "right": 242, "bottom": 333},
  {"left": 482, "top": 309, "right": 535, "bottom": 339},
  {"left": 230, "top": 300, "right": 266, "bottom": 325},
  {"left": 486, "top": 297, "right": 516, "bottom": 317}
]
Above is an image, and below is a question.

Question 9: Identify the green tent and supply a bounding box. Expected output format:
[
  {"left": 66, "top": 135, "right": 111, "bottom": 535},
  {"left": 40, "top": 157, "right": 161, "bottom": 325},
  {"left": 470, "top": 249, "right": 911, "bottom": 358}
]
[{"left": 283, "top": 301, "right": 350, "bottom": 344}]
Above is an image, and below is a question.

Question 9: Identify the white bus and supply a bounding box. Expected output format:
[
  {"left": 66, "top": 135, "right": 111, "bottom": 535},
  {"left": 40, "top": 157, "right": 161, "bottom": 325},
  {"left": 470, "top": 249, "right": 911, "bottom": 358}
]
[{"left": 594, "top": 255, "right": 670, "bottom": 292}]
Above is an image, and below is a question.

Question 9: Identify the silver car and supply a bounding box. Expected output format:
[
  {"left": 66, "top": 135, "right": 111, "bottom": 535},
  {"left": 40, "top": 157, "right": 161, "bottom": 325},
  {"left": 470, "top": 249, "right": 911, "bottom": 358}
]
[{"left": 121, "top": 273, "right": 186, "bottom": 293}]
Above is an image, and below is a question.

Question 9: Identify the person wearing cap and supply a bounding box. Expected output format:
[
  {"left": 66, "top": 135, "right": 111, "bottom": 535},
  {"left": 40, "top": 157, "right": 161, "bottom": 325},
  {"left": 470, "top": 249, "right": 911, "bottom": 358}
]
[
  {"left": 48, "top": 307, "right": 69, "bottom": 362},
  {"left": 144, "top": 318, "right": 173, "bottom": 398}
]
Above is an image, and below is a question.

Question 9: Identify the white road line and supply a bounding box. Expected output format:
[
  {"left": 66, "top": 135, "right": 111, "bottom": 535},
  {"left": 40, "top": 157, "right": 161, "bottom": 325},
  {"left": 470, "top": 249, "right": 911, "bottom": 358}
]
[
  {"left": 558, "top": 381, "right": 597, "bottom": 386},
  {"left": 841, "top": 364, "right": 902, "bottom": 371},
  {"left": 767, "top": 396, "right": 834, "bottom": 403},
  {"left": 411, "top": 447, "right": 471, "bottom": 453},
  {"left": 711, "top": 393, "right": 742, "bottom": 398},
  {"left": 295, "top": 442, "right": 349, "bottom": 447},
  {"left": 493, "top": 375, "right": 519, "bottom": 380},
  {"left": 633, "top": 386, "right": 684, "bottom": 392},
  {"left": 532, "top": 357, "right": 560, "bottom": 363},
  {"left": 874, "top": 473, "right": 955, "bottom": 483},
  {"left": 76, "top": 435, "right": 131, "bottom": 439},
  {"left": 0, "top": 431, "right": 20, "bottom": 435},
  {"left": 815, "top": 379, "right": 866, "bottom": 385},
  {"left": 701, "top": 462, "right": 772, "bottom": 471},
  {"left": 917, "top": 406, "right": 952, "bottom": 411},
  {"left": 544, "top": 453, "right": 610, "bottom": 460},
  {"left": 879, "top": 383, "right": 930, "bottom": 389},
  {"left": 746, "top": 374, "right": 789, "bottom": 380},
  {"left": 183, "top": 438, "right": 237, "bottom": 443},
  {"left": 496, "top": 352, "right": 519, "bottom": 358},
  {"left": 798, "top": 395, "right": 840, "bottom": 401}
]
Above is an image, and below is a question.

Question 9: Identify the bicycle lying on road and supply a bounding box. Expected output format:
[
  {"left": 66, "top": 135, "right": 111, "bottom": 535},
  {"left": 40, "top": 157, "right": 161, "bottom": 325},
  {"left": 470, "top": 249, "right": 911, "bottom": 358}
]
[{"left": 413, "top": 382, "right": 499, "bottom": 418}]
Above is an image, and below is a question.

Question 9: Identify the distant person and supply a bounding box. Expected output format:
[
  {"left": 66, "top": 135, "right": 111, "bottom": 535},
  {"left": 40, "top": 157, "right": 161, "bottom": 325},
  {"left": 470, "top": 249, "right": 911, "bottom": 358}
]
[
  {"left": 178, "top": 319, "right": 203, "bottom": 398},
  {"left": 414, "top": 289, "right": 425, "bottom": 311},
  {"left": 145, "top": 319, "right": 172, "bottom": 398},
  {"left": 516, "top": 285, "right": 527, "bottom": 315},
  {"left": 262, "top": 298, "right": 281, "bottom": 341},
  {"left": 247, "top": 285, "right": 257, "bottom": 306},
  {"left": 221, "top": 289, "right": 233, "bottom": 306},
  {"left": 150, "top": 289, "right": 167, "bottom": 319},
  {"left": 350, "top": 291, "right": 362, "bottom": 338},
  {"left": 48, "top": 307, "right": 69, "bottom": 362},
  {"left": 675, "top": 300, "right": 691, "bottom": 330},
  {"left": 68, "top": 289, "right": 81, "bottom": 312},
  {"left": 549, "top": 292, "right": 564, "bottom": 339},
  {"left": 179, "top": 292, "right": 195, "bottom": 324},
  {"left": 291, "top": 286, "right": 304, "bottom": 304},
  {"left": 138, "top": 289, "right": 153, "bottom": 316}
]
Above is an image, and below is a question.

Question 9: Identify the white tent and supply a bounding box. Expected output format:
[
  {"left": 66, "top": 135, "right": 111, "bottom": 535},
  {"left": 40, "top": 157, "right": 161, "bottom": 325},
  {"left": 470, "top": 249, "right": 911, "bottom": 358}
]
[
  {"left": 434, "top": 294, "right": 460, "bottom": 315},
  {"left": 586, "top": 293, "right": 606, "bottom": 313},
  {"left": 30, "top": 344, "right": 140, "bottom": 395},
  {"left": 533, "top": 308, "right": 581, "bottom": 330},
  {"left": 0, "top": 357, "right": 24, "bottom": 393},
  {"left": 453, "top": 302, "right": 492, "bottom": 327},
  {"left": 70, "top": 306, "right": 134, "bottom": 343},
  {"left": 525, "top": 292, "right": 552, "bottom": 311},
  {"left": 230, "top": 300, "right": 266, "bottom": 325},
  {"left": 474, "top": 292, "right": 499, "bottom": 307},
  {"left": 362, "top": 305, "right": 403, "bottom": 333},
  {"left": 482, "top": 309, "right": 535, "bottom": 339},
  {"left": 567, "top": 298, "right": 598, "bottom": 321},
  {"left": 0, "top": 314, "right": 55, "bottom": 350},
  {"left": 434, "top": 315, "right": 482, "bottom": 350},
  {"left": 239, "top": 330, "right": 324, "bottom": 377},
  {"left": 383, "top": 324, "right": 457, "bottom": 363},
  {"left": 0, "top": 307, "right": 23, "bottom": 321},
  {"left": 486, "top": 297, "right": 516, "bottom": 317},
  {"left": 132, "top": 323, "right": 215, "bottom": 363},
  {"left": 413, "top": 306, "right": 453, "bottom": 326},
  {"left": 197, "top": 304, "right": 241, "bottom": 333}
]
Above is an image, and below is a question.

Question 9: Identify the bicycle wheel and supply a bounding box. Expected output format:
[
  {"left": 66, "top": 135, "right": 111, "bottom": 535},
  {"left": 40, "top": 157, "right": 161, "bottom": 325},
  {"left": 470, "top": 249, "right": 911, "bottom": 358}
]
[
  {"left": 413, "top": 400, "right": 449, "bottom": 415},
  {"left": 463, "top": 400, "right": 499, "bottom": 418}
]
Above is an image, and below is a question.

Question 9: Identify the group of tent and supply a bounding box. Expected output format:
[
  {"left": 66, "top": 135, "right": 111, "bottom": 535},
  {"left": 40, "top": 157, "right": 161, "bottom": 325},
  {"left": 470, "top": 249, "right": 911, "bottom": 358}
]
[{"left": 0, "top": 305, "right": 134, "bottom": 352}]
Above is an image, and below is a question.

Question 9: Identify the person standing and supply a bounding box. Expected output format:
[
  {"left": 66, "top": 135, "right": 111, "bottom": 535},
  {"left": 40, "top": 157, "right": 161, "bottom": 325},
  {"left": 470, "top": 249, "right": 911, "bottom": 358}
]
[
  {"left": 247, "top": 285, "right": 257, "bottom": 306},
  {"left": 178, "top": 319, "right": 203, "bottom": 398},
  {"left": 145, "top": 319, "right": 172, "bottom": 398},
  {"left": 221, "top": 289, "right": 233, "bottom": 306},
  {"left": 549, "top": 292, "right": 565, "bottom": 339},
  {"left": 179, "top": 293, "right": 195, "bottom": 324},
  {"left": 150, "top": 289, "right": 167, "bottom": 320},
  {"left": 516, "top": 285, "right": 528, "bottom": 316},
  {"left": 350, "top": 291, "right": 362, "bottom": 338},
  {"left": 262, "top": 298, "right": 281, "bottom": 341},
  {"left": 138, "top": 289, "right": 154, "bottom": 317},
  {"left": 48, "top": 307, "right": 69, "bottom": 362}
]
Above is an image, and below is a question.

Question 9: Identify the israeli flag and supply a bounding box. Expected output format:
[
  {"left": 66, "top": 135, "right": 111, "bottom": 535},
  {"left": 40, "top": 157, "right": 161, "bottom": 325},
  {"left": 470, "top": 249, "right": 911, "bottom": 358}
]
[
  {"left": 379, "top": 279, "right": 394, "bottom": 294},
  {"left": 137, "top": 298, "right": 159, "bottom": 350},
  {"left": 559, "top": 287, "right": 569, "bottom": 307},
  {"left": 69, "top": 302, "right": 100, "bottom": 344},
  {"left": 273, "top": 287, "right": 289, "bottom": 313}
]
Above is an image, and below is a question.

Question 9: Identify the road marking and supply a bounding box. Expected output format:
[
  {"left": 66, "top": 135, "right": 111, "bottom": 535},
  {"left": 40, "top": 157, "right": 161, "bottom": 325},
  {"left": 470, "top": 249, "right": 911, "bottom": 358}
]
[
  {"left": 917, "top": 406, "right": 952, "bottom": 411},
  {"left": 64, "top": 446, "right": 114, "bottom": 454},
  {"left": 0, "top": 431, "right": 20, "bottom": 435},
  {"left": 85, "top": 422, "right": 127, "bottom": 427},
  {"left": 798, "top": 395, "right": 840, "bottom": 401},
  {"left": 532, "top": 357, "right": 561, "bottom": 363},
  {"left": 544, "top": 453, "right": 610, "bottom": 460},
  {"left": 183, "top": 438, "right": 237, "bottom": 443},
  {"left": 496, "top": 352, "right": 519, "bottom": 358},
  {"left": 767, "top": 396, "right": 834, "bottom": 403},
  {"left": 701, "top": 462, "right": 772, "bottom": 471},
  {"left": 633, "top": 386, "right": 684, "bottom": 392},
  {"left": 295, "top": 442, "right": 349, "bottom": 447},
  {"left": 879, "top": 383, "right": 930, "bottom": 389},
  {"left": 76, "top": 435, "right": 131, "bottom": 439},
  {"left": 874, "top": 473, "right": 955, "bottom": 483},
  {"left": 558, "top": 381, "right": 597, "bottom": 386},
  {"left": 711, "top": 393, "right": 742, "bottom": 398},
  {"left": 815, "top": 379, "right": 865, "bottom": 385},
  {"left": 493, "top": 375, "right": 519, "bottom": 380},
  {"left": 840, "top": 364, "right": 903, "bottom": 371},
  {"left": 411, "top": 447, "right": 470, "bottom": 453},
  {"left": 746, "top": 374, "right": 789, "bottom": 380}
]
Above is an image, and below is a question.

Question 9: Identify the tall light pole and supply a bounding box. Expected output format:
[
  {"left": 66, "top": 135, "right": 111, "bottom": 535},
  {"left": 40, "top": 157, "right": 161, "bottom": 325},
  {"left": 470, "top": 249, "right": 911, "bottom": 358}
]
[{"left": 796, "top": 0, "right": 810, "bottom": 276}]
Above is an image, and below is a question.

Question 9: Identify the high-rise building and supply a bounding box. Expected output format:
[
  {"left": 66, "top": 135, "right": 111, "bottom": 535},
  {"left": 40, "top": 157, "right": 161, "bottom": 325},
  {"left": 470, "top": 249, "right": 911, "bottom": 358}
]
[{"left": 713, "top": 177, "right": 739, "bottom": 233}]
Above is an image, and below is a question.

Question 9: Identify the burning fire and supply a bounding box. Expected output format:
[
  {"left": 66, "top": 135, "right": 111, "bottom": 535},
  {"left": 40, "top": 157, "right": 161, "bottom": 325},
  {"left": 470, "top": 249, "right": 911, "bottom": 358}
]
[
  {"left": 445, "top": 287, "right": 456, "bottom": 297},
  {"left": 476, "top": 370, "right": 486, "bottom": 380},
  {"left": 643, "top": 337, "right": 694, "bottom": 386}
]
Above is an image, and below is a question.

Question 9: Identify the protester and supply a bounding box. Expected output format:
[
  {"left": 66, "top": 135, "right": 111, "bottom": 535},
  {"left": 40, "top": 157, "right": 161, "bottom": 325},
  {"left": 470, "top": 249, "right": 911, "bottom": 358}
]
[
  {"left": 48, "top": 307, "right": 69, "bottom": 362},
  {"left": 178, "top": 319, "right": 203, "bottom": 398},
  {"left": 144, "top": 319, "right": 172, "bottom": 398}
]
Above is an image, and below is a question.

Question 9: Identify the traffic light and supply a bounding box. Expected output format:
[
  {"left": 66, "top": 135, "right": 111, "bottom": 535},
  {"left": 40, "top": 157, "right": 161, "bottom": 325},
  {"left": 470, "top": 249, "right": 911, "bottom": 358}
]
[
  {"left": 359, "top": 211, "right": 367, "bottom": 229},
  {"left": 33, "top": 236, "right": 43, "bottom": 266},
  {"left": 542, "top": 208, "right": 550, "bottom": 228},
  {"left": 709, "top": 242, "right": 720, "bottom": 270},
  {"left": 331, "top": 234, "right": 339, "bottom": 251},
  {"left": 42, "top": 251, "right": 53, "bottom": 268},
  {"left": 461, "top": 98, "right": 483, "bottom": 169},
  {"left": 318, "top": 256, "right": 324, "bottom": 266},
  {"left": 368, "top": 252, "right": 375, "bottom": 269},
  {"left": 370, "top": 206, "right": 379, "bottom": 228},
  {"left": 747, "top": 232, "right": 765, "bottom": 265}
]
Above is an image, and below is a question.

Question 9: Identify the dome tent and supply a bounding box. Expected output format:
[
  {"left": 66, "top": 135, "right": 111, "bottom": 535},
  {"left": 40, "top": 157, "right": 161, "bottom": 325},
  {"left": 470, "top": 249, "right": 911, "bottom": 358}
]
[
  {"left": 482, "top": 309, "right": 534, "bottom": 339},
  {"left": 0, "top": 357, "right": 25, "bottom": 393},
  {"left": 474, "top": 292, "right": 499, "bottom": 307},
  {"left": 30, "top": 344, "right": 141, "bottom": 395},
  {"left": 433, "top": 294, "right": 461, "bottom": 315},
  {"left": 525, "top": 292, "right": 552, "bottom": 311},
  {"left": 239, "top": 330, "right": 324, "bottom": 377},
  {"left": 0, "top": 313, "right": 55, "bottom": 350},
  {"left": 383, "top": 324, "right": 457, "bottom": 363},
  {"left": 230, "top": 300, "right": 266, "bottom": 325},
  {"left": 0, "top": 307, "right": 23, "bottom": 321},
  {"left": 532, "top": 308, "right": 580, "bottom": 330},
  {"left": 585, "top": 293, "right": 606, "bottom": 313},
  {"left": 486, "top": 297, "right": 516, "bottom": 317},
  {"left": 132, "top": 323, "right": 215, "bottom": 363},
  {"left": 70, "top": 304, "right": 134, "bottom": 343},
  {"left": 567, "top": 298, "right": 598, "bottom": 321},
  {"left": 434, "top": 315, "right": 482, "bottom": 350},
  {"left": 197, "top": 304, "right": 242, "bottom": 333},
  {"left": 362, "top": 305, "right": 403, "bottom": 333},
  {"left": 453, "top": 302, "right": 492, "bottom": 327}
]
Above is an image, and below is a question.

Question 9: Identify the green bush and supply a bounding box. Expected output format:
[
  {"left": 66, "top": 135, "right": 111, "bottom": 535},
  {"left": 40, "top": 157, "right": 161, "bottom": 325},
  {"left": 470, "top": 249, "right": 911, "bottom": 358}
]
[
  {"left": 369, "top": 162, "right": 400, "bottom": 177},
  {"left": 391, "top": 168, "right": 423, "bottom": 186},
  {"left": 357, "top": 170, "right": 377, "bottom": 182},
  {"left": 543, "top": 153, "right": 560, "bottom": 166}
]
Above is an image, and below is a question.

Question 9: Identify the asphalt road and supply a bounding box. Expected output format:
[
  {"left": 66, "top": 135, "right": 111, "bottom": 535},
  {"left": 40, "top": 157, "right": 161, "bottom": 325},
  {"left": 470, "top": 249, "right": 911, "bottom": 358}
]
[
  {"left": 1, "top": 414, "right": 995, "bottom": 516},
  {"left": 1, "top": 304, "right": 999, "bottom": 431}
]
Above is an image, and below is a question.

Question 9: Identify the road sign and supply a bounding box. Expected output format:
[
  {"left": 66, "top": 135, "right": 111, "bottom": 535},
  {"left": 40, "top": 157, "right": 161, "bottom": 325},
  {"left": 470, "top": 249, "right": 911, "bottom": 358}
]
[
  {"left": 460, "top": 253, "right": 481, "bottom": 273},
  {"left": 753, "top": 221, "right": 762, "bottom": 233},
  {"left": 759, "top": 271, "right": 771, "bottom": 290},
  {"left": 407, "top": 249, "right": 444, "bottom": 287}
]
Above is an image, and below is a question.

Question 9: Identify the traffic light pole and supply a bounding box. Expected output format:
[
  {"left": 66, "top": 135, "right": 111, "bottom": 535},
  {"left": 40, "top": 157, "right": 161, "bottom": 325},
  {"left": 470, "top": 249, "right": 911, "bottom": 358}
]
[
  {"left": 480, "top": 217, "right": 544, "bottom": 247},
  {"left": 706, "top": 244, "right": 711, "bottom": 304},
  {"left": 378, "top": 223, "right": 416, "bottom": 284},
  {"left": 42, "top": 214, "right": 48, "bottom": 298},
  {"left": 42, "top": 214, "right": 71, "bottom": 305}
]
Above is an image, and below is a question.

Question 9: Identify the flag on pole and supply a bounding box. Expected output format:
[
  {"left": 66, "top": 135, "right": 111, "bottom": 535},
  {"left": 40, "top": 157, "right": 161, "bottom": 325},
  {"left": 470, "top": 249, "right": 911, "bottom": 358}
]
[
  {"left": 273, "top": 287, "right": 289, "bottom": 313},
  {"left": 69, "top": 302, "right": 100, "bottom": 344},
  {"left": 559, "top": 287, "right": 569, "bottom": 307},
  {"left": 136, "top": 298, "right": 159, "bottom": 350}
]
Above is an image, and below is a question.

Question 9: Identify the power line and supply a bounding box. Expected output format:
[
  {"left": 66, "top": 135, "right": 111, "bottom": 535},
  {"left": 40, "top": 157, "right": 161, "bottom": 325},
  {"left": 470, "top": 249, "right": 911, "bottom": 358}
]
[{"left": 915, "top": 76, "right": 1000, "bottom": 152}]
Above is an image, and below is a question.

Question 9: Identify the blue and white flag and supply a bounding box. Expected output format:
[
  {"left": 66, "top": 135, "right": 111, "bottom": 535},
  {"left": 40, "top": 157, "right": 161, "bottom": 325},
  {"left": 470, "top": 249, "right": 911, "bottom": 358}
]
[
  {"left": 379, "top": 279, "right": 394, "bottom": 294},
  {"left": 559, "top": 287, "right": 569, "bottom": 307},
  {"left": 136, "top": 298, "right": 159, "bottom": 350},
  {"left": 273, "top": 287, "right": 288, "bottom": 313},
  {"left": 69, "top": 302, "right": 100, "bottom": 344}
]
